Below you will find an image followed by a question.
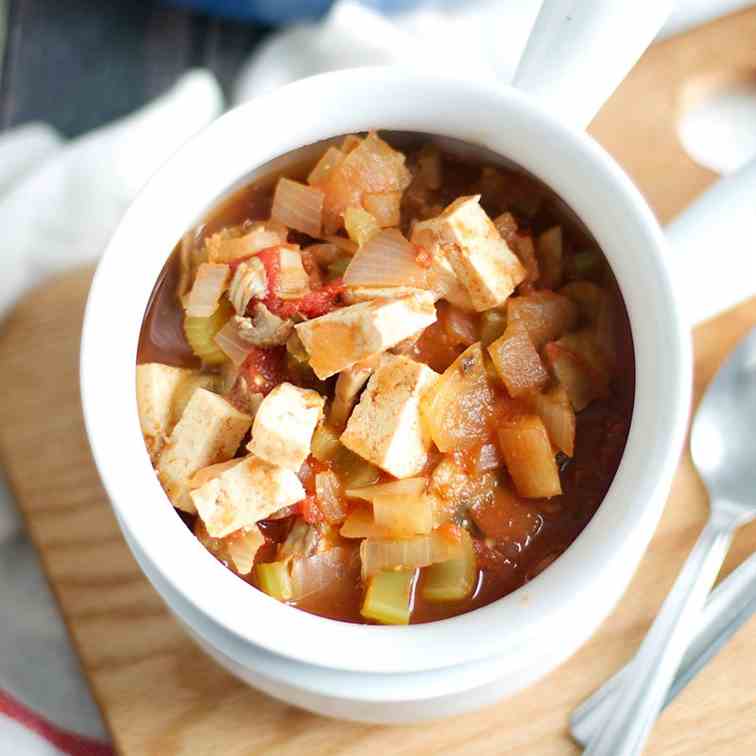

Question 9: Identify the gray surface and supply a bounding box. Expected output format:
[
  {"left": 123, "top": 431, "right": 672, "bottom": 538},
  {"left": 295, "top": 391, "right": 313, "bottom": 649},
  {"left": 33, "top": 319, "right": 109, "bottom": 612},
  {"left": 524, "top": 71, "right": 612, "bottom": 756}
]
[{"left": 0, "top": 0, "right": 270, "bottom": 137}]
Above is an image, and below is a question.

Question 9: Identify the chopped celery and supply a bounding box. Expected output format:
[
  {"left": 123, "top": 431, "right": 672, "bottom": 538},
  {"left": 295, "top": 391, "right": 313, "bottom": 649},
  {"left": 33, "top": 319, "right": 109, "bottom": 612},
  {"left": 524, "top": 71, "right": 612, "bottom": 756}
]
[
  {"left": 569, "top": 250, "right": 602, "bottom": 280},
  {"left": 559, "top": 281, "right": 604, "bottom": 322},
  {"left": 337, "top": 451, "right": 380, "bottom": 489},
  {"left": 422, "top": 531, "right": 476, "bottom": 602},
  {"left": 256, "top": 561, "right": 293, "bottom": 602},
  {"left": 183, "top": 298, "right": 234, "bottom": 365},
  {"left": 326, "top": 256, "right": 350, "bottom": 280},
  {"left": 361, "top": 569, "right": 415, "bottom": 625},
  {"left": 344, "top": 207, "right": 380, "bottom": 247},
  {"left": 480, "top": 309, "right": 507, "bottom": 347},
  {"left": 536, "top": 226, "right": 563, "bottom": 289},
  {"left": 311, "top": 424, "right": 342, "bottom": 463},
  {"left": 286, "top": 332, "right": 310, "bottom": 363},
  {"left": 311, "top": 424, "right": 381, "bottom": 486}
]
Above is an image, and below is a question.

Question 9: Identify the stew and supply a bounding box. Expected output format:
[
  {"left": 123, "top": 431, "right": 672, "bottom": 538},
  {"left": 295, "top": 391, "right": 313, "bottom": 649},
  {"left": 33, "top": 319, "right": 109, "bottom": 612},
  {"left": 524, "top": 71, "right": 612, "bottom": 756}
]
[{"left": 136, "top": 132, "right": 634, "bottom": 625}]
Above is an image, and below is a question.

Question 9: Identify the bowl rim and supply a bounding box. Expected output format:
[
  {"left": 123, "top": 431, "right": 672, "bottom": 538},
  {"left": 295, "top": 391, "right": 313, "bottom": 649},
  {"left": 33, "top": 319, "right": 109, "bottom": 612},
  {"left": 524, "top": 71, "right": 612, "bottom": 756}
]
[{"left": 81, "top": 66, "right": 692, "bottom": 675}]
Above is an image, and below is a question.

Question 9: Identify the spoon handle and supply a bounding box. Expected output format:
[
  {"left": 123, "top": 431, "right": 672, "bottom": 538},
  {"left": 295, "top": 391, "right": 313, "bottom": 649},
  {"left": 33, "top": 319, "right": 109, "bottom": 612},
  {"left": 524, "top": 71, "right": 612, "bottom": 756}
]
[
  {"left": 571, "top": 552, "right": 756, "bottom": 746},
  {"left": 582, "top": 518, "right": 734, "bottom": 756}
]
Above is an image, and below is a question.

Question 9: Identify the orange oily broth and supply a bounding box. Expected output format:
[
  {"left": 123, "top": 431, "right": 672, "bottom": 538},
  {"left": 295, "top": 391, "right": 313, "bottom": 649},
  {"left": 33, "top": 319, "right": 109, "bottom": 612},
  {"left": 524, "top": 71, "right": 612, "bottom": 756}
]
[{"left": 137, "top": 135, "right": 634, "bottom": 624}]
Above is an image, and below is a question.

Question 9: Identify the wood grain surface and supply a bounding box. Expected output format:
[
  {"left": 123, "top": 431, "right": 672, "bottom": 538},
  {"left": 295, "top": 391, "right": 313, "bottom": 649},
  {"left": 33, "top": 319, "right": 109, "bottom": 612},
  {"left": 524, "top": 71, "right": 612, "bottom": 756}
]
[{"left": 1, "top": 9, "right": 756, "bottom": 755}]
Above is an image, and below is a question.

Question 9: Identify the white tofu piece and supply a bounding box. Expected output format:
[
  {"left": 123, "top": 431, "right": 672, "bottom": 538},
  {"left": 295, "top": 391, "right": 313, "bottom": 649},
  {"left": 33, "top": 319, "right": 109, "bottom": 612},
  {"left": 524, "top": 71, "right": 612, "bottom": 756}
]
[
  {"left": 295, "top": 291, "right": 437, "bottom": 379},
  {"left": 411, "top": 195, "right": 525, "bottom": 311},
  {"left": 427, "top": 249, "right": 476, "bottom": 312},
  {"left": 157, "top": 388, "right": 251, "bottom": 512},
  {"left": 192, "top": 455, "right": 305, "bottom": 538},
  {"left": 340, "top": 354, "right": 439, "bottom": 478},
  {"left": 247, "top": 382, "right": 325, "bottom": 471},
  {"left": 136, "top": 363, "right": 197, "bottom": 460}
]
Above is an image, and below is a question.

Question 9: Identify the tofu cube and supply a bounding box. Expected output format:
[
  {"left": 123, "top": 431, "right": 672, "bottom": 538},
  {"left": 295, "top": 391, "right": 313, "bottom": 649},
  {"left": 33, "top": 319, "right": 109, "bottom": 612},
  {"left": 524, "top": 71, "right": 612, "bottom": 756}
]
[
  {"left": 340, "top": 355, "right": 439, "bottom": 478},
  {"left": 192, "top": 455, "right": 305, "bottom": 537},
  {"left": 412, "top": 196, "right": 525, "bottom": 311},
  {"left": 157, "top": 388, "right": 251, "bottom": 512},
  {"left": 136, "top": 363, "right": 197, "bottom": 460},
  {"left": 247, "top": 382, "right": 325, "bottom": 471},
  {"left": 295, "top": 292, "right": 437, "bottom": 379}
]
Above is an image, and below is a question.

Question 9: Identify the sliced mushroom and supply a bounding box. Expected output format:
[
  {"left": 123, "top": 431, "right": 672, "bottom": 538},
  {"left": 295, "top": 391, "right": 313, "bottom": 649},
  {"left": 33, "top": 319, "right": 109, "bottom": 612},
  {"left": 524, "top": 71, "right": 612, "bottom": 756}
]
[
  {"left": 235, "top": 304, "right": 294, "bottom": 348},
  {"left": 229, "top": 257, "right": 268, "bottom": 315},
  {"left": 329, "top": 354, "right": 380, "bottom": 429}
]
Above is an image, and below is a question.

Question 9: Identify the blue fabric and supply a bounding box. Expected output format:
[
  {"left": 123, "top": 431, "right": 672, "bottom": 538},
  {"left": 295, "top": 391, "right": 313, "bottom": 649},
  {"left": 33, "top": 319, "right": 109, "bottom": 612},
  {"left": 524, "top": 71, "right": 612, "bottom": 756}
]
[{"left": 164, "top": 0, "right": 424, "bottom": 24}]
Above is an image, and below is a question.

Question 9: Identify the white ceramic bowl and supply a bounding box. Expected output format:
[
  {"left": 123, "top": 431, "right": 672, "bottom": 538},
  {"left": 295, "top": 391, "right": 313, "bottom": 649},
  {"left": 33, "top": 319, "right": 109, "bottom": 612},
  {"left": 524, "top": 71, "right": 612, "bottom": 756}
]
[{"left": 81, "top": 67, "right": 692, "bottom": 722}]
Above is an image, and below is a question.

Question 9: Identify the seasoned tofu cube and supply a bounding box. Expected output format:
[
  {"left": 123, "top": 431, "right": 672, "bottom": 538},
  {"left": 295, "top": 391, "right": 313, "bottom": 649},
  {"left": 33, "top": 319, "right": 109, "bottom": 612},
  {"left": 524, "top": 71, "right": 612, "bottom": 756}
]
[
  {"left": 340, "top": 355, "right": 439, "bottom": 478},
  {"left": 412, "top": 196, "right": 525, "bottom": 311},
  {"left": 247, "top": 382, "right": 325, "bottom": 471},
  {"left": 410, "top": 224, "right": 474, "bottom": 311},
  {"left": 157, "top": 389, "right": 251, "bottom": 512},
  {"left": 427, "top": 250, "right": 476, "bottom": 311},
  {"left": 136, "top": 363, "right": 198, "bottom": 460},
  {"left": 192, "top": 454, "right": 305, "bottom": 538},
  {"left": 295, "top": 292, "right": 437, "bottom": 379}
]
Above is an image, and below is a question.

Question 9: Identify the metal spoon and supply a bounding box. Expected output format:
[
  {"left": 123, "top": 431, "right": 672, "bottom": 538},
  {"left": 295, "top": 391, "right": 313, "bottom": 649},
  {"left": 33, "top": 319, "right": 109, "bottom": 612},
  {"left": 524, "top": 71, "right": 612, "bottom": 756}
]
[
  {"left": 571, "top": 550, "right": 756, "bottom": 746},
  {"left": 581, "top": 326, "right": 756, "bottom": 756}
]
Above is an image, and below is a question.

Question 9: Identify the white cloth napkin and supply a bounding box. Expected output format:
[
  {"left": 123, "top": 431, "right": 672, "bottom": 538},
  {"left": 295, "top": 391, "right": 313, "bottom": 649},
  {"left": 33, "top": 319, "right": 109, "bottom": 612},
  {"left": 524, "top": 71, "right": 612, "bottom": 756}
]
[
  {"left": 233, "top": 0, "right": 755, "bottom": 103},
  {"left": 0, "top": 1, "right": 752, "bottom": 751}
]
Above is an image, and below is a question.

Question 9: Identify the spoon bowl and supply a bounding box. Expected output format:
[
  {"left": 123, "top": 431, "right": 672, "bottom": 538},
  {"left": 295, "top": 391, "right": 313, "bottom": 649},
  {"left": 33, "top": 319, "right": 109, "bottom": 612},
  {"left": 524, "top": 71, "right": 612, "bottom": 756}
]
[{"left": 692, "top": 327, "right": 756, "bottom": 511}]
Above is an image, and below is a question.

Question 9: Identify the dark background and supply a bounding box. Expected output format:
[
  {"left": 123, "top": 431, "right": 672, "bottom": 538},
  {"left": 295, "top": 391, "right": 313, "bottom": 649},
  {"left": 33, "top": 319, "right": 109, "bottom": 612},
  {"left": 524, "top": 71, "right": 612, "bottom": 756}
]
[{"left": 0, "top": 0, "right": 272, "bottom": 137}]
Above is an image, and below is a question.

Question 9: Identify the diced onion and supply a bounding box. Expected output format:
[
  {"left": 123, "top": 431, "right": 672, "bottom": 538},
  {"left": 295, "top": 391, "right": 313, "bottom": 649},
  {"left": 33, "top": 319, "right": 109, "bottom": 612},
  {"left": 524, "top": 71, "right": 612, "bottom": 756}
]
[
  {"left": 315, "top": 470, "right": 347, "bottom": 523},
  {"left": 341, "top": 134, "right": 362, "bottom": 153},
  {"left": 308, "top": 146, "right": 345, "bottom": 186},
  {"left": 340, "top": 507, "right": 394, "bottom": 539},
  {"left": 476, "top": 443, "right": 501, "bottom": 473},
  {"left": 226, "top": 525, "right": 265, "bottom": 575},
  {"left": 185, "top": 263, "right": 230, "bottom": 317},
  {"left": 277, "top": 248, "right": 310, "bottom": 300},
  {"left": 213, "top": 317, "right": 255, "bottom": 366},
  {"left": 290, "top": 547, "right": 353, "bottom": 601},
  {"left": 420, "top": 343, "right": 495, "bottom": 452},
  {"left": 271, "top": 177, "right": 324, "bottom": 238},
  {"left": 344, "top": 229, "right": 428, "bottom": 288},
  {"left": 363, "top": 192, "right": 402, "bottom": 227},
  {"left": 373, "top": 494, "right": 433, "bottom": 536},
  {"left": 206, "top": 226, "right": 284, "bottom": 263},
  {"left": 256, "top": 561, "right": 293, "bottom": 601},
  {"left": 527, "top": 384, "right": 575, "bottom": 457},
  {"left": 359, "top": 532, "right": 463, "bottom": 579},
  {"left": 346, "top": 477, "right": 426, "bottom": 502},
  {"left": 344, "top": 207, "right": 380, "bottom": 247}
]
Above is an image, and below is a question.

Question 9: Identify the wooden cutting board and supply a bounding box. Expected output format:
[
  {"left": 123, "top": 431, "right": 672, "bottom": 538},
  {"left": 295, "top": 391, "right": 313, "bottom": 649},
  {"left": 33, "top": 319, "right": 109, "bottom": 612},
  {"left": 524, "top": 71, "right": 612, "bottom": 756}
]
[{"left": 2, "top": 9, "right": 756, "bottom": 755}]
